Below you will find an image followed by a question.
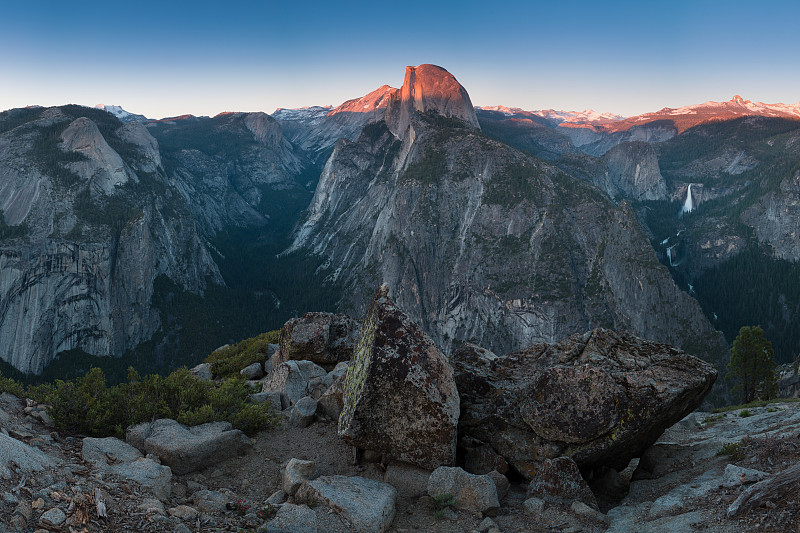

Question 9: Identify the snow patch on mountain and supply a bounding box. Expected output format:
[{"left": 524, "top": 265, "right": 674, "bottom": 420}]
[
  {"left": 94, "top": 104, "right": 148, "bottom": 123},
  {"left": 476, "top": 105, "right": 626, "bottom": 125}
]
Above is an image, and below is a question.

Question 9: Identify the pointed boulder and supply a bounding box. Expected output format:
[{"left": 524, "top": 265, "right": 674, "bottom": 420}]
[{"left": 338, "top": 286, "right": 459, "bottom": 470}]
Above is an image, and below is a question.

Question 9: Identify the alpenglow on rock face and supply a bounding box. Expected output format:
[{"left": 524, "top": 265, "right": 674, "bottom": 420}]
[
  {"left": 454, "top": 328, "right": 717, "bottom": 478},
  {"left": 385, "top": 64, "right": 480, "bottom": 138},
  {"left": 338, "top": 286, "right": 460, "bottom": 470}
]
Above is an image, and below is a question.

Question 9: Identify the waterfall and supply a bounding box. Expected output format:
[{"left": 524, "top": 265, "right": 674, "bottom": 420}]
[
  {"left": 681, "top": 184, "right": 694, "bottom": 214},
  {"left": 666, "top": 243, "right": 681, "bottom": 267}
]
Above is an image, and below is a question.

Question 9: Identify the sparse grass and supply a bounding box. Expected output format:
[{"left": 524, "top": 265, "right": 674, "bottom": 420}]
[
  {"left": 702, "top": 413, "right": 725, "bottom": 426},
  {"left": 205, "top": 330, "right": 280, "bottom": 379},
  {"left": 739, "top": 409, "right": 753, "bottom": 418},
  {"left": 717, "top": 441, "right": 746, "bottom": 461}
]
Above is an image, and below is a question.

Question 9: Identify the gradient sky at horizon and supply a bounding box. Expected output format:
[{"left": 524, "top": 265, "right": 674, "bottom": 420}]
[{"left": 3, "top": 0, "right": 800, "bottom": 119}]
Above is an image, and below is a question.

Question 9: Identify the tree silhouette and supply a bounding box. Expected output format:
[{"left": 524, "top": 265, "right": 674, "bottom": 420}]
[{"left": 726, "top": 325, "right": 777, "bottom": 403}]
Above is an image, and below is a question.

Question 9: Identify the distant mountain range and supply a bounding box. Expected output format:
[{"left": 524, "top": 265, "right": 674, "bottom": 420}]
[{"left": 2, "top": 67, "right": 799, "bottom": 387}]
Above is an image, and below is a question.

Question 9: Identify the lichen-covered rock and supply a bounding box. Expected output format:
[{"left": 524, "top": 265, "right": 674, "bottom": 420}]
[
  {"left": 190, "top": 363, "right": 213, "bottom": 382},
  {"left": 240, "top": 362, "right": 264, "bottom": 380},
  {"left": 277, "top": 312, "right": 359, "bottom": 366},
  {"left": 338, "top": 287, "right": 459, "bottom": 470},
  {"left": 461, "top": 436, "right": 509, "bottom": 475},
  {"left": 454, "top": 328, "right": 717, "bottom": 478},
  {"left": 383, "top": 462, "right": 431, "bottom": 498}
]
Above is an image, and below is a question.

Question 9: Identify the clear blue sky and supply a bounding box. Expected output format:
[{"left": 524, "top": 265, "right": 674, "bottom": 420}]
[{"left": 2, "top": 0, "right": 799, "bottom": 119}]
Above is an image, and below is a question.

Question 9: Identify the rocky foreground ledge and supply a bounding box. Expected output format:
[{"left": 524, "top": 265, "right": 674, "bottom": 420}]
[{"left": 1, "top": 289, "right": 798, "bottom": 532}]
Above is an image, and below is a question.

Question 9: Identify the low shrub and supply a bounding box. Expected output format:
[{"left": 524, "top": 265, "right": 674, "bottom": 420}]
[
  {"left": 0, "top": 372, "right": 27, "bottom": 398},
  {"left": 739, "top": 409, "right": 753, "bottom": 417},
  {"left": 431, "top": 493, "right": 457, "bottom": 520},
  {"left": 42, "top": 366, "right": 279, "bottom": 438}
]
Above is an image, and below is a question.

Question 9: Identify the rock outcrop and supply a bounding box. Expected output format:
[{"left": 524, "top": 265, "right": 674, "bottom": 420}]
[
  {"left": 454, "top": 328, "right": 717, "bottom": 478},
  {"left": 82, "top": 437, "right": 172, "bottom": 499},
  {"left": 338, "top": 287, "right": 460, "bottom": 470},
  {"left": 527, "top": 456, "right": 598, "bottom": 509}
]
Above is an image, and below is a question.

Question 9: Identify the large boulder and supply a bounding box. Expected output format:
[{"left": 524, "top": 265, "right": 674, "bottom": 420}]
[
  {"left": 454, "top": 328, "right": 717, "bottom": 478},
  {"left": 338, "top": 286, "right": 460, "bottom": 470},
  {"left": 278, "top": 312, "right": 360, "bottom": 366},
  {"left": 296, "top": 475, "right": 397, "bottom": 533},
  {"left": 82, "top": 437, "right": 172, "bottom": 499},
  {"left": 0, "top": 433, "right": 59, "bottom": 479},
  {"left": 427, "top": 466, "right": 499, "bottom": 516},
  {"left": 126, "top": 419, "right": 251, "bottom": 475}
]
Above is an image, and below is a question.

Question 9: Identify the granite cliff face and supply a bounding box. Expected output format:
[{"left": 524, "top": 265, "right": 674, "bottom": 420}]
[
  {"left": 147, "top": 111, "right": 307, "bottom": 236},
  {"left": 600, "top": 141, "right": 668, "bottom": 201},
  {"left": 0, "top": 106, "right": 219, "bottom": 374},
  {"left": 741, "top": 168, "right": 800, "bottom": 261},
  {"left": 291, "top": 65, "right": 726, "bottom": 368}
]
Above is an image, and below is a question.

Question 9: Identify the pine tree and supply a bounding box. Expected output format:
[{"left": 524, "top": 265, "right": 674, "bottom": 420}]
[{"left": 725, "top": 325, "right": 777, "bottom": 403}]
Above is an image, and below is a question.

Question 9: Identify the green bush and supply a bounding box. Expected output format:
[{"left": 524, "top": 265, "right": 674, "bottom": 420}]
[
  {"left": 42, "top": 366, "right": 279, "bottom": 438},
  {"left": 739, "top": 409, "right": 752, "bottom": 417},
  {"left": 204, "top": 330, "right": 280, "bottom": 378}
]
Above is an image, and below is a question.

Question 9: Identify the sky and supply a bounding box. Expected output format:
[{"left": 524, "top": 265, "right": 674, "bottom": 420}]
[{"left": 2, "top": 0, "right": 800, "bottom": 119}]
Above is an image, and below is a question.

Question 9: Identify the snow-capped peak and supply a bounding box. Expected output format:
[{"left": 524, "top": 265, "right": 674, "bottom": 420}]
[{"left": 94, "top": 104, "right": 148, "bottom": 123}]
